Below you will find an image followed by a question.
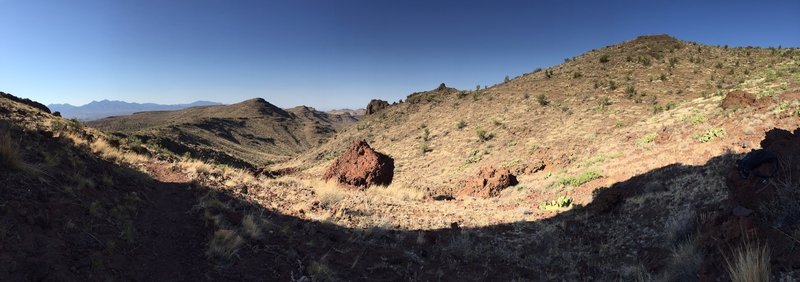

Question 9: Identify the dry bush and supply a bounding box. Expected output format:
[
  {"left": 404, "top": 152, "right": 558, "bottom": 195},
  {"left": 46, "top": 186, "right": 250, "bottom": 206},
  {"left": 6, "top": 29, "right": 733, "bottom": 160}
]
[
  {"left": 206, "top": 229, "right": 244, "bottom": 259},
  {"left": 0, "top": 132, "right": 21, "bottom": 170},
  {"left": 725, "top": 241, "right": 770, "bottom": 282}
]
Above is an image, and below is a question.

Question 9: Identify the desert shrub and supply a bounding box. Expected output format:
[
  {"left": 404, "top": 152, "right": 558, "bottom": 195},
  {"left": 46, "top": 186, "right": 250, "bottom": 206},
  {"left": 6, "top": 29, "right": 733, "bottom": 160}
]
[
  {"left": 464, "top": 149, "right": 482, "bottom": 165},
  {"left": 640, "top": 132, "right": 658, "bottom": 144},
  {"left": 725, "top": 241, "right": 770, "bottom": 282},
  {"left": 599, "top": 54, "right": 610, "bottom": 63},
  {"left": 556, "top": 170, "right": 602, "bottom": 187},
  {"left": 457, "top": 91, "right": 468, "bottom": 99},
  {"left": 420, "top": 142, "right": 431, "bottom": 155},
  {"left": 536, "top": 94, "right": 549, "bottom": 106},
  {"left": 241, "top": 214, "right": 264, "bottom": 240},
  {"left": 715, "top": 62, "right": 724, "bottom": 69},
  {"left": 697, "top": 128, "right": 726, "bottom": 143},
  {"left": 206, "top": 229, "right": 244, "bottom": 259},
  {"left": 307, "top": 261, "right": 335, "bottom": 281},
  {"left": 659, "top": 73, "right": 668, "bottom": 81},
  {"left": 608, "top": 80, "right": 618, "bottom": 90},
  {"left": 0, "top": 132, "right": 20, "bottom": 171},
  {"left": 573, "top": 71, "right": 582, "bottom": 79},
  {"left": 539, "top": 195, "right": 573, "bottom": 211},
  {"left": 597, "top": 96, "right": 611, "bottom": 110},
  {"left": 625, "top": 85, "right": 636, "bottom": 97},
  {"left": 422, "top": 128, "right": 430, "bottom": 141},
  {"left": 669, "top": 57, "right": 679, "bottom": 68},
  {"left": 666, "top": 101, "right": 678, "bottom": 110},
  {"left": 653, "top": 104, "right": 665, "bottom": 114},
  {"left": 456, "top": 120, "right": 467, "bottom": 130},
  {"left": 504, "top": 75, "right": 510, "bottom": 83},
  {"left": 476, "top": 127, "right": 493, "bottom": 142}
]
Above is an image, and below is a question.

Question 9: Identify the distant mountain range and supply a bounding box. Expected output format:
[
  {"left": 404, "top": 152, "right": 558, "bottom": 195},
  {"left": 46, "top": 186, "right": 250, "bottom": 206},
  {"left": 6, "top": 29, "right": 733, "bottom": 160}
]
[{"left": 48, "top": 100, "right": 223, "bottom": 120}]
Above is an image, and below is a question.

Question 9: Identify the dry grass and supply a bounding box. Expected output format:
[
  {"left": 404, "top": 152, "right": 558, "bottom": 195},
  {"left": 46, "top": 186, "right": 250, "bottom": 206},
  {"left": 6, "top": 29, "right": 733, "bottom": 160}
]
[
  {"left": 206, "top": 229, "right": 245, "bottom": 260},
  {"left": 0, "top": 131, "right": 21, "bottom": 170},
  {"left": 725, "top": 241, "right": 770, "bottom": 282},
  {"left": 311, "top": 180, "right": 348, "bottom": 209},
  {"left": 181, "top": 159, "right": 214, "bottom": 175},
  {"left": 366, "top": 183, "right": 426, "bottom": 201},
  {"left": 241, "top": 213, "right": 264, "bottom": 240}
]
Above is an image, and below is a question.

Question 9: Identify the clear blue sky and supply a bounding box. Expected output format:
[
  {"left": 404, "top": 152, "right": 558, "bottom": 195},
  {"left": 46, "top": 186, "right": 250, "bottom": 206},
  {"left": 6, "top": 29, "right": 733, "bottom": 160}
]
[{"left": 1, "top": 0, "right": 798, "bottom": 110}]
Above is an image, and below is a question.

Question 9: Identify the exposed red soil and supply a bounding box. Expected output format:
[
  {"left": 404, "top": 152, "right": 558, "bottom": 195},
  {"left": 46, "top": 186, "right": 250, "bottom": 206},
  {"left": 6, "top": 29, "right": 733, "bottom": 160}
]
[
  {"left": 721, "top": 90, "right": 768, "bottom": 110},
  {"left": 457, "top": 166, "right": 518, "bottom": 198}
]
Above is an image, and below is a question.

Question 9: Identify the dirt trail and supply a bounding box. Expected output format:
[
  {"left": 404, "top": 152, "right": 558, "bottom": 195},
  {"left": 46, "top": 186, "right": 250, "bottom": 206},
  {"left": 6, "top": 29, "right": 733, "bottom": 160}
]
[{"left": 130, "top": 164, "right": 209, "bottom": 280}]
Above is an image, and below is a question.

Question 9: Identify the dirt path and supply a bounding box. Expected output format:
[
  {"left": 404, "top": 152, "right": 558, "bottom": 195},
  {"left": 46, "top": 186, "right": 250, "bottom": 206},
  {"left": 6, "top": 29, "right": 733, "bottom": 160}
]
[{"left": 129, "top": 164, "right": 210, "bottom": 280}]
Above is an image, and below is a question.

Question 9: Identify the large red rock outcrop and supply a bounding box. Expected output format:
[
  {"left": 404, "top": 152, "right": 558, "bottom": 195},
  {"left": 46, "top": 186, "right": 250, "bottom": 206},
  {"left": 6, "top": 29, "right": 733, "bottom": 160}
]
[
  {"left": 457, "top": 167, "right": 518, "bottom": 198},
  {"left": 323, "top": 140, "right": 394, "bottom": 189}
]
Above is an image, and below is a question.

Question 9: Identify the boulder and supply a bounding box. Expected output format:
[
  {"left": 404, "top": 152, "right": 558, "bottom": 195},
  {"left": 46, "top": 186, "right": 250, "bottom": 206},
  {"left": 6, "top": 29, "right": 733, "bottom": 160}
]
[
  {"left": 457, "top": 167, "right": 517, "bottom": 198},
  {"left": 365, "top": 99, "right": 389, "bottom": 115},
  {"left": 323, "top": 140, "right": 394, "bottom": 189}
]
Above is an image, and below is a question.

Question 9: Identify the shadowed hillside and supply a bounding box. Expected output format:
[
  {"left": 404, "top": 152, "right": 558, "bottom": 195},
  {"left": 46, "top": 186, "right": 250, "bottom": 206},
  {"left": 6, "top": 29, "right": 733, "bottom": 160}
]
[{"left": 88, "top": 98, "right": 360, "bottom": 170}]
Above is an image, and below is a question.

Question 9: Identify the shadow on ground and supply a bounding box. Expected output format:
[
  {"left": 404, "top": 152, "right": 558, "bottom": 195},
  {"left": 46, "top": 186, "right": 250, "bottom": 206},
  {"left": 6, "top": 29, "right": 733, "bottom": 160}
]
[{"left": 2, "top": 125, "right": 798, "bottom": 281}]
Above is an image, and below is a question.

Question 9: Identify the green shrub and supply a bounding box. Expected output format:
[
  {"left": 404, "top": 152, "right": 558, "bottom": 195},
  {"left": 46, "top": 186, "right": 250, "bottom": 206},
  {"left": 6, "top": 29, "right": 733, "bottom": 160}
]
[
  {"left": 536, "top": 94, "right": 549, "bottom": 106},
  {"left": 539, "top": 195, "right": 573, "bottom": 211},
  {"left": 697, "top": 128, "right": 726, "bottom": 143},
  {"left": 609, "top": 80, "right": 618, "bottom": 90},
  {"left": 573, "top": 71, "right": 582, "bottom": 79},
  {"left": 597, "top": 96, "right": 611, "bottom": 110},
  {"left": 599, "top": 54, "right": 610, "bottom": 63},
  {"left": 640, "top": 132, "right": 658, "bottom": 144},
  {"left": 556, "top": 170, "right": 602, "bottom": 187},
  {"left": 456, "top": 120, "right": 467, "bottom": 130},
  {"left": 476, "top": 127, "right": 493, "bottom": 142},
  {"left": 464, "top": 149, "right": 482, "bottom": 164}
]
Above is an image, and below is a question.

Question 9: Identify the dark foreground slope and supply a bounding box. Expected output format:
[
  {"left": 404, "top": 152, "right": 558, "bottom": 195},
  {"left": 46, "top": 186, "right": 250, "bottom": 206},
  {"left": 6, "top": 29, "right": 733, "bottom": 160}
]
[{"left": 88, "top": 98, "right": 359, "bottom": 170}]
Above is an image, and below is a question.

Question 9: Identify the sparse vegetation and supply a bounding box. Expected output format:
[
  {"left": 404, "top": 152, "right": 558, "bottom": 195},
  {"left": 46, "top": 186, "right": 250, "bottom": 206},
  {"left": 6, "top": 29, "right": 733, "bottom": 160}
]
[
  {"left": 697, "top": 128, "right": 726, "bottom": 143},
  {"left": 207, "top": 229, "right": 245, "bottom": 260},
  {"left": 456, "top": 120, "right": 467, "bottom": 130},
  {"left": 725, "top": 241, "right": 770, "bottom": 282},
  {"left": 599, "top": 54, "right": 610, "bottom": 63},
  {"left": 556, "top": 170, "right": 602, "bottom": 187},
  {"left": 0, "top": 131, "right": 21, "bottom": 170},
  {"left": 539, "top": 195, "right": 572, "bottom": 211},
  {"left": 640, "top": 132, "right": 658, "bottom": 144},
  {"left": 476, "top": 127, "right": 493, "bottom": 142},
  {"left": 536, "top": 94, "right": 549, "bottom": 106}
]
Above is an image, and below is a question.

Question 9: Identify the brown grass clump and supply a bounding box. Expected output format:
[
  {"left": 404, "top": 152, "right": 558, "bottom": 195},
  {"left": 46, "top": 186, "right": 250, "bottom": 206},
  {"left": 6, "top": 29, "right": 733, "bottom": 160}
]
[
  {"left": 241, "top": 213, "right": 264, "bottom": 240},
  {"left": 207, "top": 229, "right": 245, "bottom": 260},
  {"left": 725, "top": 241, "right": 770, "bottom": 282},
  {"left": 0, "top": 132, "right": 21, "bottom": 170}
]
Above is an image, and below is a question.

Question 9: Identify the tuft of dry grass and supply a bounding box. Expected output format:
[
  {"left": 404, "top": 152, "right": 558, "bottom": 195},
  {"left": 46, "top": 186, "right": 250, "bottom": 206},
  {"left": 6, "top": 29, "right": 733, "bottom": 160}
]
[
  {"left": 366, "top": 183, "right": 426, "bottom": 201},
  {"left": 207, "top": 229, "right": 245, "bottom": 260},
  {"left": 0, "top": 132, "right": 21, "bottom": 170},
  {"left": 311, "top": 180, "right": 348, "bottom": 209},
  {"left": 241, "top": 213, "right": 264, "bottom": 240},
  {"left": 725, "top": 241, "right": 770, "bottom": 282}
]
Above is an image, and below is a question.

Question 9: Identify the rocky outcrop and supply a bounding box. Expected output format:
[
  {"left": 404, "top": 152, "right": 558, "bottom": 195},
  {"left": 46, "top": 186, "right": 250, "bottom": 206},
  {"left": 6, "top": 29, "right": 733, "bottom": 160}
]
[
  {"left": 457, "top": 167, "right": 517, "bottom": 198},
  {"left": 0, "top": 92, "right": 51, "bottom": 114},
  {"left": 720, "top": 90, "right": 767, "bottom": 110},
  {"left": 365, "top": 99, "right": 389, "bottom": 115},
  {"left": 323, "top": 140, "right": 394, "bottom": 189}
]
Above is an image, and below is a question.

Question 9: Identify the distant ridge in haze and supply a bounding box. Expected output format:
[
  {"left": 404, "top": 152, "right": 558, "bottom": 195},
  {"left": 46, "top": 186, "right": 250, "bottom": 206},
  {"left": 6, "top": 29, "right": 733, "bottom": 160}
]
[{"left": 48, "top": 100, "right": 222, "bottom": 120}]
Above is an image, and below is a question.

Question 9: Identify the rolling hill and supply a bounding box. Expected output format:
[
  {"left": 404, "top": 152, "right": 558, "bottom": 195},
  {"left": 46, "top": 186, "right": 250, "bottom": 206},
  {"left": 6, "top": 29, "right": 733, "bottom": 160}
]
[{"left": 87, "top": 98, "right": 360, "bottom": 169}]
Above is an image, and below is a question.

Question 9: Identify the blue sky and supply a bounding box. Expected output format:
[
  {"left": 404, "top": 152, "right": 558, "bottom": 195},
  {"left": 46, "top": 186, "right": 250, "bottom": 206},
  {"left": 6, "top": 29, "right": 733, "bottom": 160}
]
[{"left": 1, "top": 0, "right": 798, "bottom": 110}]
